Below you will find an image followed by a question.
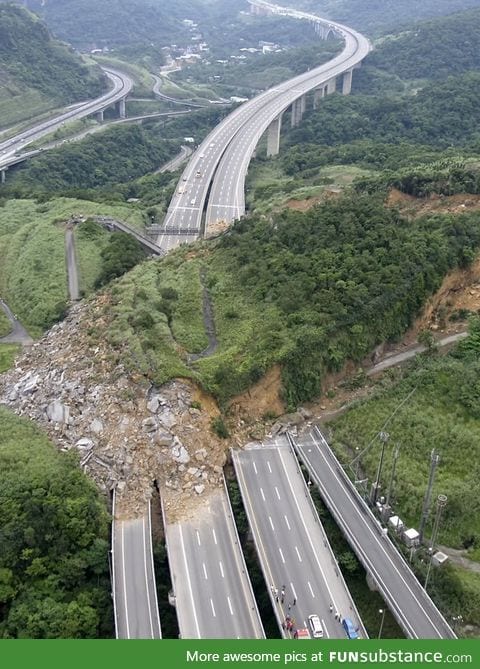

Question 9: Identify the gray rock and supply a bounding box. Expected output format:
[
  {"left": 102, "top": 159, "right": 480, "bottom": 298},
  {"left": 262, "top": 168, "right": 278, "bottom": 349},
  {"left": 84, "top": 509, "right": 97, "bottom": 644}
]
[
  {"left": 142, "top": 416, "right": 157, "bottom": 432},
  {"left": 155, "top": 428, "right": 173, "bottom": 446},
  {"left": 172, "top": 444, "right": 190, "bottom": 464},
  {"left": 147, "top": 396, "right": 159, "bottom": 413},
  {"left": 90, "top": 418, "right": 104, "bottom": 434},
  {"left": 116, "top": 481, "right": 126, "bottom": 493},
  {"left": 158, "top": 410, "right": 177, "bottom": 429},
  {"left": 46, "top": 399, "right": 70, "bottom": 424},
  {"left": 194, "top": 448, "right": 208, "bottom": 462},
  {"left": 194, "top": 484, "right": 205, "bottom": 495},
  {"left": 76, "top": 437, "right": 94, "bottom": 451},
  {"left": 22, "top": 373, "right": 40, "bottom": 395},
  {"left": 187, "top": 467, "right": 199, "bottom": 476}
]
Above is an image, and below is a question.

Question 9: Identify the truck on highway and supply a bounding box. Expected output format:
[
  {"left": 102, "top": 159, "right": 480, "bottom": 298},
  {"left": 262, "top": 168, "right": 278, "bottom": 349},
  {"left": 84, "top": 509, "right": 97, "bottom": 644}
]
[{"left": 294, "top": 628, "right": 311, "bottom": 639}]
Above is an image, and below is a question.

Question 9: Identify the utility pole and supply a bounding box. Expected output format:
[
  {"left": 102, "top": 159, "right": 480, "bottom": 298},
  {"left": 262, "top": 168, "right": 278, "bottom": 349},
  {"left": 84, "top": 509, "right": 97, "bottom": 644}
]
[
  {"left": 372, "top": 431, "right": 389, "bottom": 505},
  {"left": 424, "top": 494, "right": 447, "bottom": 590},
  {"left": 419, "top": 450, "right": 440, "bottom": 544},
  {"left": 385, "top": 443, "right": 401, "bottom": 509}
]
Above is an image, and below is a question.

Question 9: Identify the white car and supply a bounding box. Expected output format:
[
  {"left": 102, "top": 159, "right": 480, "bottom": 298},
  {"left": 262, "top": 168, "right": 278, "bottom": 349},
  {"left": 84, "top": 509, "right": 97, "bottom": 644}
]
[{"left": 308, "top": 614, "right": 324, "bottom": 638}]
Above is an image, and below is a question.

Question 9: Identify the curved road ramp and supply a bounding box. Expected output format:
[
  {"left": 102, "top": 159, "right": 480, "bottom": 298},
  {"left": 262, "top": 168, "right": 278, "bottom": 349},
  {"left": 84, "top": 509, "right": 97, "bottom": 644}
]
[
  {"left": 112, "top": 495, "right": 162, "bottom": 639},
  {"left": 292, "top": 427, "right": 456, "bottom": 639},
  {"left": 163, "top": 485, "right": 265, "bottom": 639},
  {"left": 232, "top": 437, "right": 367, "bottom": 639}
]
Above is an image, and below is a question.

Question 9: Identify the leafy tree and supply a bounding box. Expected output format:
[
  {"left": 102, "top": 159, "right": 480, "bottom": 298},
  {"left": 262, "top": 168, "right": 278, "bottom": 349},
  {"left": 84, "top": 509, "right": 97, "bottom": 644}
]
[
  {"left": 0, "top": 407, "right": 112, "bottom": 638},
  {"left": 95, "top": 232, "right": 146, "bottom": 288}
]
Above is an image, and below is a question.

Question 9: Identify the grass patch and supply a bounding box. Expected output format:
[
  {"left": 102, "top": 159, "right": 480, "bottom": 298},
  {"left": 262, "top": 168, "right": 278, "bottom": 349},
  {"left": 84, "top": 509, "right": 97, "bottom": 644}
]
[
  {"left": 0, "top": 198, "right": 146, "bottom": 336},
  {"left": 0, "top": 309, "right": 12, "bottom": 337},
  {"left": 0, "top": 343, "right": 20, "bottom": 372}
]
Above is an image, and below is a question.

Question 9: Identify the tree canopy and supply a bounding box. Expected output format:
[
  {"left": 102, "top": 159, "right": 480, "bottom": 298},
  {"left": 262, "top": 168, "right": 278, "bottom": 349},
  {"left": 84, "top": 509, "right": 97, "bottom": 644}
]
[{"left": 0, "top": 408, "right": 112, "bottom": 638}]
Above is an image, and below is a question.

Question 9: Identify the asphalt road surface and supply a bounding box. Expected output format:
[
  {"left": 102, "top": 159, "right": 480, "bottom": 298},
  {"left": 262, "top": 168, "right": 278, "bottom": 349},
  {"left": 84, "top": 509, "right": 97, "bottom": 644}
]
[
  {"left": 232, "top": 437, "right": 365, "bottom": 639},
  {"left": 159, "top": 4, "right": 370, "bottom": 252},
  {"left": 0, "top": 68, "right": 133, "bottom": 169},
  {"left": 165, "top": 488, "right": 265, "bottom": 639},
  {"left": 113, "top": 510, "right": 162, "bottom": 639},
  {"left": 294, "top": 428, "right": 456, "bottom": 639},
  {"left": 0, "top": 298, "right": 33, "bottom": 345}
]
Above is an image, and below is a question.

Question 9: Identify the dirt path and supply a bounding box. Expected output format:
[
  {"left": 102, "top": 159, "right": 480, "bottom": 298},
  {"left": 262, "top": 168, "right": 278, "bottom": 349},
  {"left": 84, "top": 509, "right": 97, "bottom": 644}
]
[
  {"left": 65, "top": 227, "right": 80, "bottom": 301},
  {"left": 367, "top": 331, "right": 468, "bottom": 376},
  {"left": 0, "top": 299, "right": 33, "bottom": 345},
  {"left": 188, "top": 270, "right": 218, "bottom": 363}
]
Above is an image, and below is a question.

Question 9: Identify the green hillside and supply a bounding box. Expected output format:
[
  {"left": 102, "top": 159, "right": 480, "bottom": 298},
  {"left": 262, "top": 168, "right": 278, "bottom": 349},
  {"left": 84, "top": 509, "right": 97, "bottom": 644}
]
[
  {"left": 296, "top": 0, "right": 480, "bottom": 33},
  {"left": 367, "top": 8, "right": 480, "bottom": 81},
  {"left": 0, "top": 4, "right": 105, "bottom": 127}
]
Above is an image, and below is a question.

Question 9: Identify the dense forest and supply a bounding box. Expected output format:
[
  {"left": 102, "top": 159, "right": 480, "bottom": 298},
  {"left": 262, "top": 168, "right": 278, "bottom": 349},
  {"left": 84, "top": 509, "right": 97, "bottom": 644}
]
[
  {"left": 0, "top": 407, "right": 112, "bottom": 638},
  {"left": 287, "top": 72, "right": 480, "bottom": 150},
  {"left": 297, "top": 0, "right": 480, "bottom": 33},
  {"left": 93, "top": 194, "right": 480, "bottom": 409},
  {"left": 4, "top": 125, "right": 178, "bottom": 196},
  {"left": 0, "top": 4, "right": 105, "bottom": 106},
  {"left": 366, "top": 8, "right": 480, "bottom": 81}
]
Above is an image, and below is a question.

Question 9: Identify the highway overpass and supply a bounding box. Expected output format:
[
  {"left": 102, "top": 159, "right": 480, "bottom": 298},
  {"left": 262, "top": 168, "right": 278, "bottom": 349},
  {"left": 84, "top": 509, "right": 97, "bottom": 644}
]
[
  {"left": 160, "top": 1, "right": 370, "bottom": 249},
  {"left": 0, "top": 67, "right": 133, "bottom": 181},
  {"left": 112, "top": 494, "right": 162, "bottom": 639},
  {"left": 292, "top": 427, "right": 457, "bottom": 639},
  {"left": 164, "top": 485, "right": 265, "bottom": 639},
  {"left": 232, "top": 437, "right": 366, "bottom": 639}
]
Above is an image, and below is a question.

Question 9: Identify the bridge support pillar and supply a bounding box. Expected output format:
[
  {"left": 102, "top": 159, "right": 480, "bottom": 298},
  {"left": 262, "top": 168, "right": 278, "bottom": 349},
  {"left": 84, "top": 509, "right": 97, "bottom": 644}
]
[
  {"left": 300, "top": 93, "right": 306, "bottom": 114},
  {"left": 266, "top": 112, "right": 283, "bottom": 157},
  {"left": 313, "top": 86, "right": 325, "bottom": 110},
  {"left": 118, "top": 98, "right": 126, "bottom": 119},
  {"left": 97, "top": 109, "right": 104, "bottom": 123},
  {"left": 342, "top": 69, "right": 353, "bottom": 95},
  {"left": 0, "top": 168, "right": 6, "bottom": 184},
  {"left": 326, "top": 77, "right": 337, "bottom": 94},
  {"left": 290, "top": 98, "right": 303, "bottom": 127}
]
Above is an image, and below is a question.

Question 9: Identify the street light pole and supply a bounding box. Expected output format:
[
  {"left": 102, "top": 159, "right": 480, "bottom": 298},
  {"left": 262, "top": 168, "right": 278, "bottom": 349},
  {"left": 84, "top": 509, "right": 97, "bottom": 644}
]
[{"left": 378, "top": 608, "right": 386, "bottom": 639}]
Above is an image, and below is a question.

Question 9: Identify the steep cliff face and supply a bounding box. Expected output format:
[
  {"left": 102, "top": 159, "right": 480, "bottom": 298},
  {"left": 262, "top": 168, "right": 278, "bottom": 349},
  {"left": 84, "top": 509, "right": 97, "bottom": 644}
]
[{"left": 0, "top": 298, "right": 228, "bottom": 522}]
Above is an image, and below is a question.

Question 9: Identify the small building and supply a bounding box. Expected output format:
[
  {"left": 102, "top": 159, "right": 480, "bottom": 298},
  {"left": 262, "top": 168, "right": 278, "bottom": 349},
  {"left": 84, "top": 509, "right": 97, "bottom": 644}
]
[
  {"left": 402, "top": 528, "right": 420, "bottom": 548},
  {"left": 388, "top": 515, "right": 405, "bottom": 533},
  {"left": 432, "top": 551, "right": 449, "bottom": 567}
]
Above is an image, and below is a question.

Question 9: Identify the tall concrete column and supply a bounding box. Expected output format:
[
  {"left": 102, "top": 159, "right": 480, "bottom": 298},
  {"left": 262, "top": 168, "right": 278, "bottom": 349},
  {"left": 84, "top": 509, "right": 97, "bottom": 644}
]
[
  {"left": 342, "top": 69, "right": 353, "bottom": 95},
  {"left": 313, "top": 87, "right": 325, "bottom": 110},
  {"left": 1, "top": 168, "right": 6, "bottom": 184},
  {"left": 326, "top": 77, "right": 336, "bottom": 94},
  {"left": 290, "top": 98, "right": 302, "bottom": 127},
  {"left": 118, "top": 98, "right": 126, "bottom": 119},
  {"left": 300, "top": 94, "right": 306, "bottom": 114},
  {"left": 266, "top": 112, "right": 283, "bottom": 157},
  {"left": 97, "top": 109, "right": 104, "bottom": 122}
]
